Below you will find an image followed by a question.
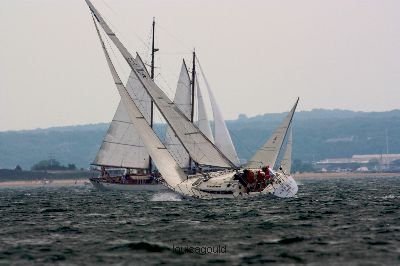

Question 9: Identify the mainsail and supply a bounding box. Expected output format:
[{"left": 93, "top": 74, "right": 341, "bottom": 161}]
[
  {"left": 196, "top": 59, "right": 240, "bottom": 166},
  {"left": 279, "top": 126, "right": 293, "bottom": 174},
  {"left": 246, "top": 98, "right": 299, "bottom": 169},
  {"left": 92, "top": 16, "right": 186, "bottom": 187},
  {"left": 86, "top": 0, "right": 235, "bottom": 168}
]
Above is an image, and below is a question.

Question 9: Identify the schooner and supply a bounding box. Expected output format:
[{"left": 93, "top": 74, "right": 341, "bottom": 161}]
[{"left": 85, "top": 0, "right": 299, "bottom": 199}]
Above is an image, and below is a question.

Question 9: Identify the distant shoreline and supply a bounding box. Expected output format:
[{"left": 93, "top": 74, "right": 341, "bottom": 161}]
[
  {"left": 0, "top": 171, "right": 399, "bottom": 188},
  {"left": 0, "top": 179, "right": 90, "bottom": 188},
  {"left": 294, "top": 171, "right": 400, "bottom": 180}
]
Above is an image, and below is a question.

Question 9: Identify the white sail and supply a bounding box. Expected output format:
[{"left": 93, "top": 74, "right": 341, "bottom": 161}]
[
  {"left": 196, "top": 59, "right": 240, "bottom": 166},
  {"left": 125, "top": 55, "right": 152, "bottom": 123},
  {"left": 280, "top": 126, "right": 292, "bottom": 174},
  {"left": 93, "top": 17, "right": 186, "bottom": 187},
  {"left": 93, "top": 53, "right": 152, "bottom": 169},
  {"left": 86, "top": 0, "right": 234, "bottom": 168},
  {"left": 195, "top": 75, "right": 214, "bottom": 143},
  {"left": 164, "top": 61, "right": 191, "bottom": 168},
  {"left": 246, "top": 98, "right": 299, "bottom": 169},
  {"left": 93, "top": 101, "right": 150, "bottom": 169}
]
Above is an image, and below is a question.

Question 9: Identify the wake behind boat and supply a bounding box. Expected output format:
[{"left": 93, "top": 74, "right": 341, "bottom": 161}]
[{"left": 85, "top": 0, "right": 299, "bottom": 199}]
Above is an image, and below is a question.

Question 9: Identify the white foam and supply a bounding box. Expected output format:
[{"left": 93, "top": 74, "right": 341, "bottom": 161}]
[{"left": 150, "top": 192, "right": 182, "bottom": 202}]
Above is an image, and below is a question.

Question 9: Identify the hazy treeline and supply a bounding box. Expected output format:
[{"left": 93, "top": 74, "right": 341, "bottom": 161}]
[{"left": 1, "top": 109, "right": 399, "bottom": 170}]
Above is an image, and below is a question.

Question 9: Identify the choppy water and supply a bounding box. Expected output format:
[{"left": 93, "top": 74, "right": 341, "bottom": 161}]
[{"left": 0, "top": 177, "right": 399, "bottom": 265}]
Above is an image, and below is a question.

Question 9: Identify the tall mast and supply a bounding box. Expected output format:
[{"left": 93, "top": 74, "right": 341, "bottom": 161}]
[
  {"left": 188, "top": 50, "right": 196, "bottom": 171},
  {"left": 190, "top": 49, "right": 196, "bottom": 123},
  {"left": 149, "top": 17, "right": 158, "bottom": 173},
  {"left": 151, "top": 17, "right": 156, "bottom": 80}
]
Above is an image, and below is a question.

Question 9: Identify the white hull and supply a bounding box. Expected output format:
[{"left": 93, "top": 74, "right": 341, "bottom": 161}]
[
  {"left": 172, "top": 170, "right": 298, "bottom": 200},
  {"left": 90, "top": 178, "right": 167, "bottom": 191}
]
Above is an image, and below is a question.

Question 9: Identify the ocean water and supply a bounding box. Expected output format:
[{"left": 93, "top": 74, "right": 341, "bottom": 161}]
[{"left": 0, "top": 177, "right": 399, "bottom": 265}]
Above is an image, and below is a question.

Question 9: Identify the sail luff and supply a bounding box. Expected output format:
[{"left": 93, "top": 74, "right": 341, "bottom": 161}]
[
  {"left": 246, "top": 98, "right": 299, "bottom": 169},
  {"left": 195, "top": 75, "right": 214, "bottom": 143},
  {"left": 280, "top": 126, "right": 292, "bottom": 174},
  {"left": 92, "top": 16, "right": 186, "bottom": 187},
  {"left": 164, "top": 60, "right": 191, "bottom": 168},
  {"left": 196, "top": 58, "right": 240, "bottom": 166},
  {"left": 85, "top": 0, "right": 235, "bottom": 168}
]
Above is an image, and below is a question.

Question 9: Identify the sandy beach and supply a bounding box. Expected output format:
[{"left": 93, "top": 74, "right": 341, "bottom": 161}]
[{"left": 0, "top": 179, "right": 90, "bottom": 188}]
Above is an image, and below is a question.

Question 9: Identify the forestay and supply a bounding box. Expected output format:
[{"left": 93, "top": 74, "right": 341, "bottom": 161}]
[
  {"left": 86, "top": 0, "right": 235, "bottom": 168},
  {"left": 246, "top": 98, "right": 299, "bottom": 169}
]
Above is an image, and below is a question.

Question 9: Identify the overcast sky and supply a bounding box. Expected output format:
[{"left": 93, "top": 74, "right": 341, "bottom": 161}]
[{"left": 1, "top": 0, "right": 399, "bottom": 131}]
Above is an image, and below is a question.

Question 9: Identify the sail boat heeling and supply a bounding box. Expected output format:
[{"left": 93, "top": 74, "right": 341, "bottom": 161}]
[
  {"left": 86, "top": 0, "right": 235, "bottom": 169},
  {"left": 86, "top": 0, "right": 299, "bottom": 199}
]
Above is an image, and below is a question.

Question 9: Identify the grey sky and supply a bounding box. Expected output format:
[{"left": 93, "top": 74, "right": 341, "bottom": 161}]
[{"left": 1, "top": 0, "right": 399, "bottom": 131}]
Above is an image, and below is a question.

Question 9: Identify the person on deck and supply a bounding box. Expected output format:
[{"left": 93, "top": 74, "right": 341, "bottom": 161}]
[{"left": 262, "top": 166, "right": 272, "bottom": 185}]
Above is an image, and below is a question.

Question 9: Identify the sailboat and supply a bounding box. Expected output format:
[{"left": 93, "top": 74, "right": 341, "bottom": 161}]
[
  {"left": 89, "top": 18, "right": 166, "bottom": 191},
  {"left": 85, "top": 0, "right": 299, "bottom": 199}
]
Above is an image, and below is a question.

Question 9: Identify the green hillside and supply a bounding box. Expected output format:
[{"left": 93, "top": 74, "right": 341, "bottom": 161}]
[{"left": 1, "top": 109, "right": 399, "bottom": 170}]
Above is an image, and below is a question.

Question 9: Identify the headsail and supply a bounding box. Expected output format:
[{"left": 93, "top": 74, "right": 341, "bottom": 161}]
[
  {"left": 93, "top": 53, "right": 152, "bottom": 169},
  {"left": 92, "top": 16, "right": 186, "bottom": 187},
  {"left": 195, "top": 75, "right": 214, "bottom": 143},
  {"left": 85, "top": 0, "right": 235, "bottom": 168},
  {"left": 246, "top": 98, "right": 299, "bottom": 169},
  {"left": 164, "top": 61, "right": 191, "bottom": 168},
  {"left": 279, "top": 126, "right": 293, "bottom": 174},
  {"left": 196, "top": 58, "right": 240, "bottom": 166},
  {"left": 93, "top": 101, "right": 149, "bottom": 169}
]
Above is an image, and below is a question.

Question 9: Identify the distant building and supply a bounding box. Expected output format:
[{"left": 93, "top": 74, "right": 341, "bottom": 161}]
[{"left": 315, "top": 154, "right": 400, "bottom": 172}]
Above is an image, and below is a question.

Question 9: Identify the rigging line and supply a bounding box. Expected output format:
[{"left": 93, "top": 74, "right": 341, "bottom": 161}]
[
  {"left": 100, "top": 0, "right": 149, "bottom": 50},
  {"left": 101, "top": 26, "right": 130, "bottom": 82},
  {"left": 155, "top": 72, "right": 175, "bottom": 98},
  {"left": 156, "top": 22, "right": 192, "bottom": 54},
  {"left": 228, "top": 130, "right": 254, "bottom": 158}
]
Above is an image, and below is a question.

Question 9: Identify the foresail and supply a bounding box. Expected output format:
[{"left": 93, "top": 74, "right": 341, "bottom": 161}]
[
  {"left": 93, "top": 101, "right": 149, "bottom": 169},
  {"left": 93, "top": 53, "right": 152, "bottom": 169},
  {"left": 196, "top": 76, "right": 214, "bottom": 143},
  {"left": 246, "top": 98, "right": 299, "bottom": 169},
  {"left": 279, "top": 126, "right": 292, "bottom": 174},
  {"left": 86, "top": 0, "right": 235, "bottom": 168},
  {"left": 93, "top": 16, "right": 186, "bottom": 187},
  {"left": 196, "top": 59, "right": 240, "bottom": 166},
  {"left": 173, "top": 61, "right": 192, "bottom": 119},
  {"left": 164, "top": 61, "right": 191, "bottom": 168}
]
